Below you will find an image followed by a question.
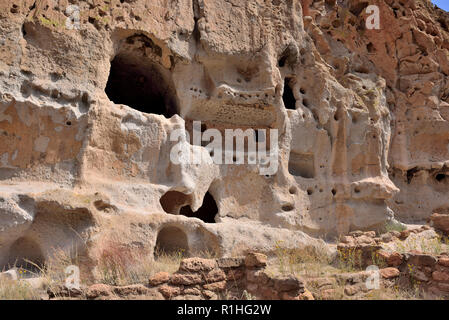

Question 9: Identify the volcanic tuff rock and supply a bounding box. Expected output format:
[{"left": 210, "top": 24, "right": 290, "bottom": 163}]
[{"left": 0, "top": 0, "right": 449, "bottom": 275}]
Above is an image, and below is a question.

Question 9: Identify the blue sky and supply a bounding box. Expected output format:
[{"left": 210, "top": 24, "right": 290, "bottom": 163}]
[{"left": 432, "top": 0, "right": 449, "bottom": 11}]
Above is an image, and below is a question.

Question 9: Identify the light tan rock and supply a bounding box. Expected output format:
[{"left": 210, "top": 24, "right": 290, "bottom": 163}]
[
  {"left": 244, "top": 252, "right": 268, "bottom": 268},
  {"left": 0, "top": 269, "right": 18, "bottom": 281},
  {"left": 439, "top": 256, "right": 449, "bottom": 267},
  {"left": 380, "top": 267, "right": 400, "bottom": 279},
  {"left": 1, "top": 0, "right": 449, "bottom": 288},
  {"left": 431, "top": 212, "right": 449, "bottom": 234}
]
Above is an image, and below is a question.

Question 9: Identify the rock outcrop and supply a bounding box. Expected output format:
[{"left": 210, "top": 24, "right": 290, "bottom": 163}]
[{"left": 1, "top": 0, "right": 449, "bottom": 281}]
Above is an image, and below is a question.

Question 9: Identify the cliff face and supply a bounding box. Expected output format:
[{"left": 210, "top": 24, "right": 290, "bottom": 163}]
[
  {"left": 309, "top": 0, "right": 449, "bottom": 225},
  {"left": 0, "top": 0, "right": 448, "bottom": 272}
]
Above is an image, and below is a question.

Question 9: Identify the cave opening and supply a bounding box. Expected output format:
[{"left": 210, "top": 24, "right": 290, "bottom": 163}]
[
  {"left": 7, "top": 237, "right": 44, "bottom": 272},
  {"left": 436, "top": 173, "right": 447, "bottom": 182},
  {"left": 283, "top": 78, "right": 296, "bottom": 110},
  {"left": 288, "top": 151, "right": 315, "bottom": 178},
  {"left": 105, "top": 53, "right": 178, "bottom": 117},
  {"left": 179, "top": 192, "right": 218, "bottom": 223},
  {"left": 160, "top": 191, "right": 218, "bottom": 223},
  {"left": 406, "top": 167, "right": 418, "bottom": 184},
  {"left": 154, "top": 226, "right": 189, "bottom": 257}
]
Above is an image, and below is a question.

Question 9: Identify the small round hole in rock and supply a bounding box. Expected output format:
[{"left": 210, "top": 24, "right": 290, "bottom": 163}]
[
  {"left": 281, "top": 204, "right": 294, "bottom": 211},
  {"left": 278, "top": 55, "right": 288, "bottom": 67}
]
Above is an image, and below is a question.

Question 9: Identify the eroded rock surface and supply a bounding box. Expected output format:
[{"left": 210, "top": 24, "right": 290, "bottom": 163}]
[{"left": 1, "top": 0, "right": 449, "bottom": 278}]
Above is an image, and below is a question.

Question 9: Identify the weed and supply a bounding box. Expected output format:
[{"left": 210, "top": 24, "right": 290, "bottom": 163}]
[{"left": 384, "top": 221, "right": 406, "bottom": 233}]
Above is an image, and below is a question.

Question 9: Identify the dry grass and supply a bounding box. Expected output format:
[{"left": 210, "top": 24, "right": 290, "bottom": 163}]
[
  {"left": 301, "top": 267, "right": 424, "bottom": 300},
  {"left": 391, "top": 233, "right": 449, "bottom": 255},
  {"left": 358, "top": 286, "right": 422, "bottom": 300},
  {"left": 267, "top": 240, "right": 337, "bottom": 277},
  {"left": 267, "top": 241, "right": 433, "bottom": 300},
  {"left": 95, "top": 241, "right": 185, "bottom": 286},
  {"left": 384, "top": 220, "right": 407, "bottom": 233},
  {"left": 3, "top": 231, "right": 448, "bottom": 300},
  {"left": 0, "top": 249, "right": 86, "bottom": 300},
  {"left": 40, "top": 248, "right": 89, "bottom": 297},
  {"left": 94, "top": 241, "right": 219, "bottom": 286},
  {"left": 0, "top": 278, "right": 41, "bottom": 300},
  {"left": 0, "top": 242, "right": 186, "bottom": 299}
]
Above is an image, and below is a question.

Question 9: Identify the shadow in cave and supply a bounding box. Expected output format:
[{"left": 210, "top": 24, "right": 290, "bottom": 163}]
[
  {"left": 105, "top": 54, "right": 178, "bottom": 117},
  {"left": 179, "top": 192, "right": 218, "bottom": 223}
]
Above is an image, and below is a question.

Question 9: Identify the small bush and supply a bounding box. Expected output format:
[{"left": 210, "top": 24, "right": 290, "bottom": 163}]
[{"left": 384, "top": 221, "right": 407, "bottom": 233}]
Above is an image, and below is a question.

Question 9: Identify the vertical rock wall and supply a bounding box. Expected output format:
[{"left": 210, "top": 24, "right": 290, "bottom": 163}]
[{"left": 0, "top": 0, "right": 448, "bottom": 270}]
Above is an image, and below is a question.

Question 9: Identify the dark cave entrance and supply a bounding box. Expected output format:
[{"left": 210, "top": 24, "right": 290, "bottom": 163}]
[
  {"left": 160, "top": 191, "right": 218, "bottom": 223},
  {"left": 179, "top": 192, "right": 218, "bottom": 223},
  {"left": 7, "top": 237, "right": 44, "bottom": 271},
  {"left": 105, "top": 53, "right": 178, "bottom": 117},
  {"left": 435, "top": 173, "right": 448, "bottom": 183},
  {"left": 283, "top": 78, "right": 296, "bottom": 110}
]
